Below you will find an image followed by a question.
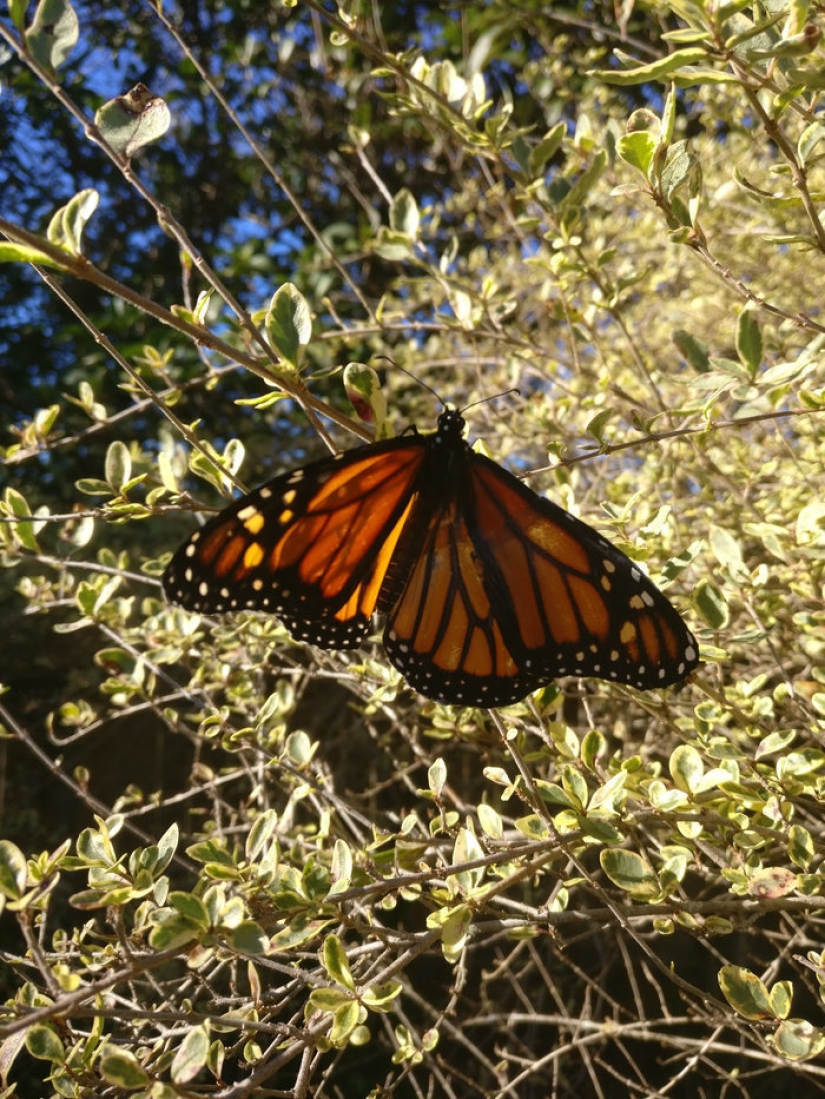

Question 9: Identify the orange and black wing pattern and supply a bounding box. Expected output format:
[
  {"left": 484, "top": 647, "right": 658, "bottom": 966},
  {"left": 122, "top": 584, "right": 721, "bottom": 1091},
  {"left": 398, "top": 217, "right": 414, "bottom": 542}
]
[
  {"left": 162, "top": 435, "right": 428, "bottom": 648},
  {"left": 163, "top": 408, "right": 699, "bottom": 706},
  {"left": 382, "top": 423, "right": 698, "bottom": 706}
]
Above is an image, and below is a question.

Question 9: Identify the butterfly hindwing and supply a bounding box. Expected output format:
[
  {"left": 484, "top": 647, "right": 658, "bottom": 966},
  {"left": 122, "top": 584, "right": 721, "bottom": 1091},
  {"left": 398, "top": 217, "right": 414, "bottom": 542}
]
[
  {"left": 383, "top": 492, "right": 551, "bottom": 705},
  {"left": 466, "top": 454, "right": 697, "bottom": 689}
]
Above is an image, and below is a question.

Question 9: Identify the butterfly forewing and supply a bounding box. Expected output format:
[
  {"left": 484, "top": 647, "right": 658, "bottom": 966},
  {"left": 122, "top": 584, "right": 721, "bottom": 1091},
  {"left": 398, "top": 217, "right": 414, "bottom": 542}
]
[
  {"left": 162, "top": 439, "right": 428, "bottom": 647},
  {"left": 466, "top": 454, "right": 698, "bottom": 689}
]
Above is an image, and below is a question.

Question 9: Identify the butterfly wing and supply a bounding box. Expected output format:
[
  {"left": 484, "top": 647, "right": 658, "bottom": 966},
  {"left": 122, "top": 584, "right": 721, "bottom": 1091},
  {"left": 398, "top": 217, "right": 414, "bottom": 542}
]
[
  {"left": 383, "top": 489, "right": 550, "bottom": 705},
  {"left": 383, "top": 445, "right": 698, "bottom": 707},
  {"left": 162, "top": 438, "right": 427, "bottom": 648}
]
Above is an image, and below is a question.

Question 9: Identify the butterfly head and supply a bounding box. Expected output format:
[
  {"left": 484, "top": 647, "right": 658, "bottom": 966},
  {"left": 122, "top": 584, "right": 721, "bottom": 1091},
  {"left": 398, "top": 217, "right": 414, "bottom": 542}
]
[{"left": 435, "top": 407, "right": 468, "bottom": 444}]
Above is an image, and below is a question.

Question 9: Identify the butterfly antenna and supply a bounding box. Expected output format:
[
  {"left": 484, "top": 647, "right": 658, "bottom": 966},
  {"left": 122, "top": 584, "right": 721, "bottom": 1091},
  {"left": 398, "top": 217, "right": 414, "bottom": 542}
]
[
  {"left": 373, "top": 356, "right": 444, "bottom": 407},
  {"left": 461, "top": 388, "right": 521, "bottom": 415}
]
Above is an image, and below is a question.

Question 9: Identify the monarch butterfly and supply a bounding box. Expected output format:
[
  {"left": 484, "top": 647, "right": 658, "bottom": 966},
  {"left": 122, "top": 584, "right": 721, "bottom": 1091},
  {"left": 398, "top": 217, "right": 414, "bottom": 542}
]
[{"left": 162, "top": 408, "right": 699, "bottom": 707}]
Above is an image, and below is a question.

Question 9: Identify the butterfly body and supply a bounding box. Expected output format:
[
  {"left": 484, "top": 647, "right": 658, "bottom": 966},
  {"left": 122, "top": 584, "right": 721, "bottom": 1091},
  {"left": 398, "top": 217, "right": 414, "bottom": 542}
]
[{"left": 163, "top": 409, "right": 698, "bottom": 706}]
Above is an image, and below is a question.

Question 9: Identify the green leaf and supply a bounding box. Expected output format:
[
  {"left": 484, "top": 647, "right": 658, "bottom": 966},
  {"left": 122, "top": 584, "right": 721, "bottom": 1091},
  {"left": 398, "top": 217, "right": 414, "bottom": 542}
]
[
  {"left": 754, "top": 730, "right": 796, "bottom": 759},
  {"left": 4, "top": 488, "right": 41, "bottom": 552},
  {"left": 171, "top": 1024, "right": 210, "bottom": 1085},
  {"left": 736, "top": 306, "right": 763, "bottom": 373},
  {"left": 693, "top": 577, "right": 729, "bottom": 628},
  {"left": 0, "top": 241, "right": 62, "bottom": 266},
  {"left": 477, "top": 803, "right": 503, "bottom": 839},
  {"left": 105, "top": 440, "right": 132, "bottom": 490},
  {"left": 0, "top": 841, "right": 27, "bottom": 900},
  {"left": 585, "top": 408, "right": 614, "bottom": 444},
  {"left": 588, "top": 769, "right": 626, "bottom": 812},
  {"left": 373, "top": 227, "right": 414, "bottom": 261},
  {"left": 723, "top": 5, "right": 784, "bottom": 50},
  {"left": 660, "top": 83, "right": 677, "bottom": 145},
  {"left": 9, "top": 0, "right": 27, "bottom": 29},
  {"left": 670, "top": 744, "right": 704, "bottom": 793},
  {"left": 187, "top": 445, "right": 237, "bottom": 494},
  {"left": 590, "top": 47, "right": 709, "bottom": 86},
  {"left": 309, "top": 987, "right": 354, "bottom": 1013},
  {"left": 25, "top": 0, "right": 79, "bottom": 71},
  {"left": 783, "top": 65, "right": 825, "bottom": 91},
  {"left": 98, "top": 1044, "right": 151, "bottom": 1088},
  {"left": 616, "top": 131, "right": 657, "bottom": 175},
  {"left": 558, "top": 149, "right": 606, "bottom": 211},
  {"left": 789, "top": 824, "right": 814, "bottom": 869},
  {"left": 343, "top": 362, "right": 390, "bottom": 436},
  {"left": 207, "top": 1036, "right": 226, "bottom": 1081},
  {"left": 600, "top": 849, "right": 659, "bottom": 897},
  {"left": 95, "top": 84, "right": 171, "bottom": 158},
  {"left": 659, "top": 854, "right": 688, "bottom": 894},
  {"left": 154, "top": 823, "right": 179, "bottom": 875},
  {"left": 795, "top": 500, "right": 825, "bottom": 545},
  {"left": 0, "top": 1026, "right": 28, "bottom": 1087},
  {"left": 218, "top": 895, "right": 245, "bottom": 929},
  {"left": 769, "top": 980, "right": 794, "bottom": 1020},
  {"left": 265, "top": 282, "right": 312, "bottom": 370},
  {"left": 560, "top": 765, "right": 588, "bottom": 811},
  {"left": 529, "top": 121, "right": 566, "bottom": 177},
  {"left": 440, "top": 905, "right": 473, "bottom": 964},
  {"left": 229, "top": 921, "right": 269, "bottom": 955},
  {"left": 75, "top": 477, "right": 112, "bottom": 497},
  {"left": 390, "top": 188, "right": 420, "bottom": 239},
  {"left": 452, "top": 827, "right": 484, "bottom": 894},
  {"left": 329, "top": 1000, "right": 363, "bottom": 1046},
  {"left": 246, "top": 810, "right": 278, "bottom": 863},
  {"left": 186, "top": 838, "right": 236, "bottom": 868},
  {"left": 747, "top": 27, "right": 822, "bottom": 59},
  {"left": 798, "top": 121, "right": 825, "bottom": 166},
  {"left": 514, "top": 814, "right": 550, "bottom": 840},
  {"left": 428, "top": 757, "right": 447, "bottom": 798},
  {"left": 148, "top": 912, "right": 202, "bottom": 950},
  {"left": 673, "top": 328, "right": 710, "bottom": 372},
  {"left": 70, "top": 885, "right": 135, "bottom": 909},
  {"left": 581, "top": 729, "right": 607, "bottom": 771},
  {"left": 709, "top": 526, "right": 748, "bottom": 581},
  {"left": 302, "top": 861, "right": 329, "bottom": 900},
  {"left": 660, "top": 143, "right": 701, "bottom": 205},
  {"left": 270, "top": 915, "right": 334, "bottom": 951},
  {"left": 25, "top": 1024, "right": 64, "bottom": 1063},
  {"left": 777, "top": 748, "right": 825, "bottom": 778},
  {"left": 46, "top": 189, "right": 99, "bottom": 255},
  {"left": 578, "top": 817, "right": 622, "bottom": 844},
  {"left": 329, "top": 838, "right": 353, "bottom": 894},
  {"left": 483, "top": 766, "right": 512, "bottom": 788},
  {"left": 76, "top": 824, "right": 116, "bottom": 865},
  {"left": 773, "top": 1019, "right": 825, "bottom": 1060},
  {"left": 361, "top": 979, "right": 403, "bottom": 1012},
  {"left": 321, "top": 934, "right": 355, "bottom": 991},
  {"left": 285, "top": 729, "right": 314, "bottom": 765},
  {"left": 718, "top": 965, "right": 774, "bottom": 1019},
  {"left": 534, "top": 780, "right": 576, "bottom": 808}
]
